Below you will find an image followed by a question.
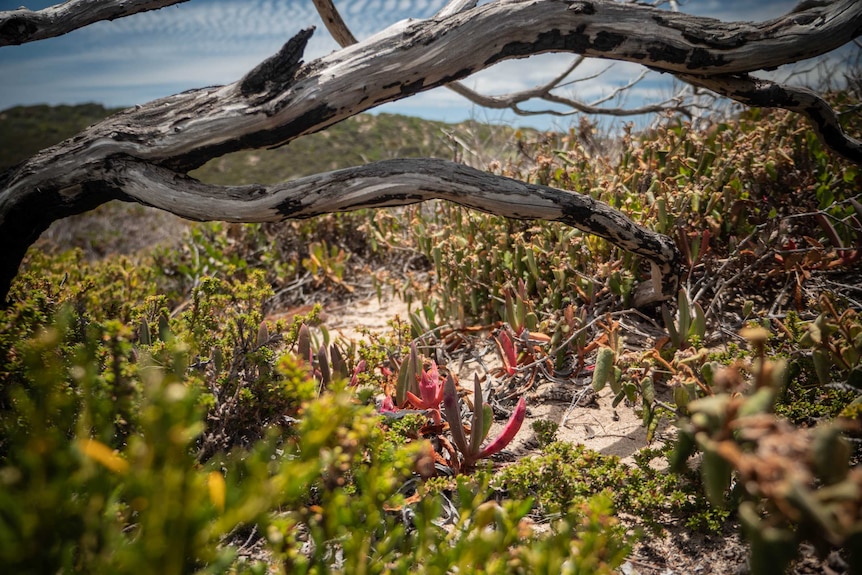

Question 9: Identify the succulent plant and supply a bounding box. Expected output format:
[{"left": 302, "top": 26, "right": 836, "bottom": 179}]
[
  {"left": 395, "top": 342, "right": 422, "bottom": 406},
  {"left": 662, "top": 288, "right": 706, "bottom": 350},
  {"left": 405, "top": 357, "right": 444, "bottom": 411},
  {"left": 494, "top": 330, "right": 518, "bottom": 377},
  {"left": 442, "top": 374, "right": 526, "bottom": 470}
]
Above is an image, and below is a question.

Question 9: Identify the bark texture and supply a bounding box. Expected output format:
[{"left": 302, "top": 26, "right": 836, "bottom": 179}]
[
  {"left": 1, "top": 0, "right": 861, "bottom": 304},
  {"left": 0, "top": 0, "right": 188, "bottom": 46}
]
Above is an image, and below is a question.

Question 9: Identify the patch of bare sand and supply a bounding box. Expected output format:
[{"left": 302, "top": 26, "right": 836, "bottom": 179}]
[
  {"left": 526, "top": 389, "right": 655, "bottom": 462},
  {"left": 323, "top": 291, "right": 656, "bottom": 465},
  {"left": 325, "top": 292, "right": 413, "bottom": 342}
]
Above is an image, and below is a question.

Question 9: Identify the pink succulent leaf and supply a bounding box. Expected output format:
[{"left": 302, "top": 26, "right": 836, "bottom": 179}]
[
  {"left": 442, "top": 373, "right": 470, "bottom": 455},
  {"left": 405, "top": 391, "right": 427, "bottom": 409},
  {"left": 477, "top": 397, "right": 526, "bottom": 459},
  {"left": 380, "top": 395, "right": 396, "bottom": 413},
  {"left": 349, "top": 359, "right": 367, "bottom": 386},
  {"left": 497, "top": 331, "right": 517, "bottom": 375},
  {"left": 419, "top": 361, "right": 443, "bottom": 407},
  {"left": 407, "top": 364, "right": 443, "bottom": 410}
]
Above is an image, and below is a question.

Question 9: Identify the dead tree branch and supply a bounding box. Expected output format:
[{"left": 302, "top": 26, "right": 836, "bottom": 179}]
[
  {"left": 310, "top": 0, "right": 357, "bottom": 46},
  {"left": 0, "top": 0, "right": 189, "bottom": 46},
  {"left": 111, "top": 156, "right": 680, "bottom": 297},
  {"left": 435, "top": 1, "right": 480, "bottom": 20},
  {"left": 445, "top": 66, "right": 687, "bottom": 118},
  {"left": 312, "top": 0, "right": 690, "bottom": 117}
]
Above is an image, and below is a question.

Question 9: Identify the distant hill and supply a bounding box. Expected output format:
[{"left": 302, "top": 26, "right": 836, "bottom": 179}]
[
  {"left": 1, "top": 103, "right": 529, "bottom": 257},
  {"left": 191, "top": 112, "right": 461, "bottom": 185},
  {"left": 1, "top": 103, "right": 525, "bottom": 180},
  {"left": 0, "top": 103, "right": 120, "bottom": 171}
]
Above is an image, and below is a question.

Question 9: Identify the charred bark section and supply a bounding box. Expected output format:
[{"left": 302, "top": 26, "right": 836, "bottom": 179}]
[
  {"left": 240, "top": 28, "right": 315, "bottom": 99},
  {"left": 0, "top": 177, "right": 125, "bottom": 302}
]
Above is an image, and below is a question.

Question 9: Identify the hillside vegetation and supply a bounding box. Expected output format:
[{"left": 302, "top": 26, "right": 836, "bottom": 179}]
[
  {"left": 0, "top": 103, "right": 518, "bottom": 177},
  {"left": 1, "top": 100, "right": 861, "bottom": 574}
]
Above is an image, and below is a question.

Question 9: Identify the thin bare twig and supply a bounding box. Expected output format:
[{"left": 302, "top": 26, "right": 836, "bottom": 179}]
[
  {"left": 310, "top": 0, "right": 357, "bottom": 45},
  {"left": 310, "top": 0, "right": 689, "bottom": 119}
]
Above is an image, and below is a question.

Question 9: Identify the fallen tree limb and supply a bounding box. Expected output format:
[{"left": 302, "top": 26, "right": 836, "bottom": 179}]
[{"left": 118, "top": 157, "right": 682, "bottom": 298}]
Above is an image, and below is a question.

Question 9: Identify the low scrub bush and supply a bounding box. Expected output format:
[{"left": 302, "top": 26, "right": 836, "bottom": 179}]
[{"left": 0, "top": 249, "right": 633, "bottom": 574}]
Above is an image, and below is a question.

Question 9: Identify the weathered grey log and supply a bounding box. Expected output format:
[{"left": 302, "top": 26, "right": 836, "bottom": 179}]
[
  {"left": 113, "top": 156, "right": 682, "bottom": 297},
  {"left": 312, "top": 0, "right": 689, "bottom": 118},
  {"left": 2, "top": 0, "right": 861, "bottom": 305}
]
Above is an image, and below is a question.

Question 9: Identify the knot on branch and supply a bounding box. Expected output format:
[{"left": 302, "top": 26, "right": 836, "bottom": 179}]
[
  {"left": 240, "top": 27, "right": 314, "bottom": 98},
  {"left": 567, "top": 1, "right": 596, "bottom": 16}
]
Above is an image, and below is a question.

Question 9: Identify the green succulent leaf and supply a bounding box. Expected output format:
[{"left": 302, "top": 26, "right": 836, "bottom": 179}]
[
  {"left": 139, "top": 318, "right": 152, "bottom": 346},
  {"left": 470, "top": 376, "right": 486, "bottom": 454},
  {"left": 442, "top": 374, "right": 470, "bottom": 456},
  {"left": 701, "top": 446, "right": 732, "bottom": 508},
  {"left": 592, "top": 347, "right": 615, "bottom": 392}
]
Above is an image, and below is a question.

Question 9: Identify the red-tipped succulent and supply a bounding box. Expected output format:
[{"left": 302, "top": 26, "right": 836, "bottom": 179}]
[
  {"left": 392, "top": 342, "right": 445, "bottom": 424},
  {"left": 379, "top": 394, "right": 396, "bottom": 414},
  {"left": 442, "top": 373, "right": 526, "bottom": 470},
  {"left": 494, "top": 331, "right": 518, "bottom": 376},
  {"left": 406, "top": 360, "right": 443, "bottom": 411},
  {"left": 349, "top": 359, "right": 367, "bottom": 386}
]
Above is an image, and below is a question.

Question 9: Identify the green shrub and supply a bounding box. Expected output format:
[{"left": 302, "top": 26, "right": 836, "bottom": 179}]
[{"left": 0, "top": 248, "right": 637, "bottom": 573}]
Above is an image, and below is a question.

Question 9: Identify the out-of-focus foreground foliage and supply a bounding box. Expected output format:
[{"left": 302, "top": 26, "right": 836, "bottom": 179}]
[
  {"left": 0, "top": 254, "right": 631, "bottom": 574},
  {"left": 1, "top": 90, "right": 861, "bottom": 573}
]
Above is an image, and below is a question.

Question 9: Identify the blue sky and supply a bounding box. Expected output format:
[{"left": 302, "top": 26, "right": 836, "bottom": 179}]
[{"left": 0, "top": 0, "right": 854, "bottom": 130}]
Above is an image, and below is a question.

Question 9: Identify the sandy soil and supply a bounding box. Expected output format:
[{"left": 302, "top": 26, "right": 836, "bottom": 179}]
[{"left": 326, "top": 291, "right": 652, "bottom": 459}]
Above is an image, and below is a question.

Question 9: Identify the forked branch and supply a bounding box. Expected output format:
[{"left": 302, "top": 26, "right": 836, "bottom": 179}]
[{"left": 312, "top": 0, "right": 691, "bottom": 118}]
